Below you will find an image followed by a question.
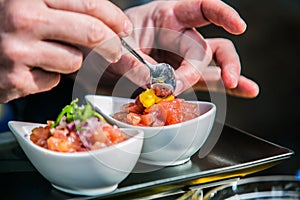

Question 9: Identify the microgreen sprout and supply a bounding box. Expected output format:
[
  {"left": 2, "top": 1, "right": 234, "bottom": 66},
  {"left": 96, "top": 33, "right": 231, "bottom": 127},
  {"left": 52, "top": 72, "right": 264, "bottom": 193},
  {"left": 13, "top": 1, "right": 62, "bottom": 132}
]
[{"left": 51, "top": 98, "right": 106, "bottom": 129}]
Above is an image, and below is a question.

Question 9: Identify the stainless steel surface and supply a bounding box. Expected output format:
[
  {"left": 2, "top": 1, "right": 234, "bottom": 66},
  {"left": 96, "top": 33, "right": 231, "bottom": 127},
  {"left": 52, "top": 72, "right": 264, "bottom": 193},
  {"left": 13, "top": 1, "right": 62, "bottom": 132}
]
[{"left": 120, "top": 38, "right": 176, "bottom": 93}]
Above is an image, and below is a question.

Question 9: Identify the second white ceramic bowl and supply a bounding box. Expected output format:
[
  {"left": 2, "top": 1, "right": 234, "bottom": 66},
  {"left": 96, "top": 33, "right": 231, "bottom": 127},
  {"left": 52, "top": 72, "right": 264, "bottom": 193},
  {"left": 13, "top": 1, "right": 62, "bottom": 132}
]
[{"left": 86, "top": 95, "right": 216, "bottom": 166}]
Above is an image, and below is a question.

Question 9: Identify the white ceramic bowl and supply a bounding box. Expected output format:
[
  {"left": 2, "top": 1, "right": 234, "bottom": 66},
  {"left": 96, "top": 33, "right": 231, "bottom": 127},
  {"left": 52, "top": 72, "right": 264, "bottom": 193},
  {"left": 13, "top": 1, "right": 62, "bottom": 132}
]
[
  {"left": 85, "top": 95, "right": 216, "bottom": 166},
  {"left": 8, "top": 121, "right": 144, "bottom": 196}
]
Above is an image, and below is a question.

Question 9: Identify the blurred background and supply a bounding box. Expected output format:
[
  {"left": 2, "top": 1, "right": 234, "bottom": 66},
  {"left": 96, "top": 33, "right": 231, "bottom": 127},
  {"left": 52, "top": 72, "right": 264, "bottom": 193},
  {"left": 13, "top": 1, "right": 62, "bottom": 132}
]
[
  {"left": 1, "top": 0, "right": 299, "bottom": 175},
  {"left": 198, "top": 0, "right": 300, "bottom": 175},
  {"left": 200, "top": 0, "right": 300, "bottom": 175}
]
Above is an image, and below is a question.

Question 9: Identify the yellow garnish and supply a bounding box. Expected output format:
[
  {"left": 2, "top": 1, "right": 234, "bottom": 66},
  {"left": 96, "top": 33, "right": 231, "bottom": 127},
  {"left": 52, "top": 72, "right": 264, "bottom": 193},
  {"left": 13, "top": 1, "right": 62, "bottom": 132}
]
[{"left": 139, "top": 88, "right": 174, "bottom": 108}]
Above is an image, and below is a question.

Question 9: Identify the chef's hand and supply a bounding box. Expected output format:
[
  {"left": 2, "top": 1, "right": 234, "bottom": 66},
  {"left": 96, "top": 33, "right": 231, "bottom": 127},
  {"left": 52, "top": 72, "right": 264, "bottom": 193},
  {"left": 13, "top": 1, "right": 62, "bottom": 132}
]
[
  {"left": 108, "top": 0, "right": 259, "bottom": 98},
  {"left": 0, "top": 0, "right": 133, "bottom": 103},
  {"left": 194, "top": 38, "right": 259, "bottom": 98}
]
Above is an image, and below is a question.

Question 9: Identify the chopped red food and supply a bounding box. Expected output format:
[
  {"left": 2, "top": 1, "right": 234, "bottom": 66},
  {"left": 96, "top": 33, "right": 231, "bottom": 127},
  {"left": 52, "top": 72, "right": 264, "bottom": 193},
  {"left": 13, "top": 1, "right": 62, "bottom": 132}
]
[
  {"left": 152, "top": 85, "right": 173, "bottom": 98},
  {"left": 30, "top": 99, "right": 127, "bottom": 153},
  {"left": 30, "top": 117, "right": 127, "bottom": 152},
  {"left": 113, "top": 98, "right": 200, "bottom": 127}
]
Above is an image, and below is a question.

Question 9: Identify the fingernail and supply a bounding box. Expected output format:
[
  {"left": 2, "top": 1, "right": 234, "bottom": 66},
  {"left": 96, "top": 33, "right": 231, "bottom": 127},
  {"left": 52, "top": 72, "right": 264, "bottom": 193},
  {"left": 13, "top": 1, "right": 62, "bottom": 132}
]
[
  {"left": 174, "top": 79, "right": 184, "bottom": 95},
  {"left": 228, "top": 69, "right": 239, "bottom": 88},
  {"left": 107, "top": 48, "right": 121, "bottom": 63},
  {"left": 119, "top": 20, "right": 133, "bottom": 37},
  {"left": 94, "top": 39, "right": 122, "bottom": 63},
  {"left": 241, "top": 20, "right": 247, "bottom": 32}
]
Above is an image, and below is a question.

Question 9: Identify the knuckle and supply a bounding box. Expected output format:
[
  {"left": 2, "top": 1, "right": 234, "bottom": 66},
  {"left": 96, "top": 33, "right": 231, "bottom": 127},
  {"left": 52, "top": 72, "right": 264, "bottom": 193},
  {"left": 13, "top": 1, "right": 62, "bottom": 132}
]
[
  {"left": 82, "top": 0, "right": 98, "bottom": 13},
  {"left": 94, "top": 37, "right": 121, "bottom": 63},
  {"left": 8, "top": 9, "right": 33, "bottom": 30},
  {"left": 67, "top": 56, "right": 83, "bottom": 73},
  {"left": 222, "top": 38, "right": 235, "bottom": 48},
  {"left": 5, "top": 3, "right": 48, "bottom": 31},
  {"left": 4, "top": 71, "right": 25, "bottom": 91},
  {"left": 86, "top": 21, "right": 104, "bottom": 44},
  {"left": 1, "top": 39, "right": 28, "bottom": 61},
  {"left": 0, "top": 74, "right": 11, "bottom": 90},
  {"left": 156, "top": 6, "right": 174, "bottom": 23},
  {"left": 58, "top": 52, "right": 83, "bottom": 74}
]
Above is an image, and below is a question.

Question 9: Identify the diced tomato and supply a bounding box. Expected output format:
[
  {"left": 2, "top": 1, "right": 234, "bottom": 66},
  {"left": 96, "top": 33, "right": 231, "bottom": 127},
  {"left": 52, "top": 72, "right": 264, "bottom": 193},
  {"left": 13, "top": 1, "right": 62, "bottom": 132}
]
[
  {"left": 113, "top": 97, "right": 200, "bottom": 127},
  {"left": 126, "top": 113, "right": 141, "bottom": 125},
  {"left": 140, "top": 113, "right": 155, "bottom": 126},
  {"left": 47, "top": 137, "right": 83, "bottom": 153},
  {"left": 92, "top": 126, "right": 109, "bottom": 145},
  {"left": 121, "top": 101, "right": 144, "bottom": 114},
  {"left": 128, "top": 104, "right": 144, "bottom": 114},
  {"left": 159, "top": 99, "right": 182, "bottom": 125},
  {"left": 143, "top": 104, "right": 167, "bottom": 126},
  {"left": 105, "top": 126, "right": 127, "bottom": 144},
  {"left": 152, "top": 85, "right": 173, "bottom": 98},
  {"left": 30, "top": 126, "right": 52, "bottom": 148},
  {"left": 52, "top": 128, "right": 68, "bottom": 139},
  {"left": 31, "top": 116, "right": 128, "bottom": 152}
]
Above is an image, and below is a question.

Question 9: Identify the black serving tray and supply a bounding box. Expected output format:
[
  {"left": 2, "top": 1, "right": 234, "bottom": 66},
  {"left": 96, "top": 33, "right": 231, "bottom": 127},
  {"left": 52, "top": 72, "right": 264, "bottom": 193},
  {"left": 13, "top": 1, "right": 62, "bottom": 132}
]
[{"left": 0, "top": 122, "right": 294, "bottom": 200}]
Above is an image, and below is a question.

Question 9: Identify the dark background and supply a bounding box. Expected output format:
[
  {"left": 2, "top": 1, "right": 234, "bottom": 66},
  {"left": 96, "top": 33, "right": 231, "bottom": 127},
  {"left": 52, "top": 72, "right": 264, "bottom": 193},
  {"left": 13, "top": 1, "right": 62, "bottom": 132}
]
[
  {"left": 6, "top": 0, "right": 300, "bottom": 175},
  {"left": 200, "top": 0, "right": 300, "bottom": 174}
]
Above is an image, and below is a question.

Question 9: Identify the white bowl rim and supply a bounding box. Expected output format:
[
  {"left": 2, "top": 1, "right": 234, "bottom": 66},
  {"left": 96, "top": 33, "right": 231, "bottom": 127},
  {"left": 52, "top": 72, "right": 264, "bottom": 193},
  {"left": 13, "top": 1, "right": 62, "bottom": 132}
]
[
  {"left": 8, "top": 121, "right": 144, "bottom": 158},
  {"left": 85, "top": 94, "right": 216, "bottom": 130}
]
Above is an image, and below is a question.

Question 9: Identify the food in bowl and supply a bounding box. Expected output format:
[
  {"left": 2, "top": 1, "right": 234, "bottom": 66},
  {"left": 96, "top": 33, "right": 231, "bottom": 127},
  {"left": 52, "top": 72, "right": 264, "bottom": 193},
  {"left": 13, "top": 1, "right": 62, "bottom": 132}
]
[
  {"left": 85, "top": 93, "right": 216, "bottom": 167},
  {"left": 30, "top": 99, "right": 127, "bottom": 152},
  {"left": 112, "top": 88, "right": 201, "bottom": 127},
  {"left": 8, "top": 99, "right": 144, "bottom": 196}
]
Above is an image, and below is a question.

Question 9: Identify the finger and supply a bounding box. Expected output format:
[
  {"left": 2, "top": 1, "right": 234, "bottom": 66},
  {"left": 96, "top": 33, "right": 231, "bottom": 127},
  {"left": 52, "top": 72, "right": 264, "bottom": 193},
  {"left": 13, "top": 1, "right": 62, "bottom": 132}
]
[
  {"left": 173, "top": 29, "right": 212, "bottom": 95},
  {"left": 0, "top": 67, "right": 60, "bottom": 102},
  {"left": 198, "top": 66, "right": 221, "bottom": 82},
  {"left": 175, "top": 66, "right": 221, "bottom": 96},
  {"left": 225, "top": 76, "right": 260, "bottom": 98},
  {"left": 193, "top": 75, "right": 259, "bottom": 98},
  {"left": 35, "top": 8, "right": 121, "bottom": 62},
  {"left": 44, "top": 0, "right": 132, "bottom": 36},
  {"left": 174, "top": 0, "right": 247, "bottom": 34},
  {"left": 13, "top": 40, "right": 83, "bottom": 74},
  {"left": 207, "top": 38, "right": 241, "bottom": 88},
  {"left": 109, "top": 51, "right": 152, "bottom": 88},
  {"left": 29, "top": 68, "right": 61, "bottom": 93},
  {"left": 35, "top": 41, "right": 83, "bottom": 74},
  {"left": 2, "top": 36, "right": 83, "bottom": 73}
]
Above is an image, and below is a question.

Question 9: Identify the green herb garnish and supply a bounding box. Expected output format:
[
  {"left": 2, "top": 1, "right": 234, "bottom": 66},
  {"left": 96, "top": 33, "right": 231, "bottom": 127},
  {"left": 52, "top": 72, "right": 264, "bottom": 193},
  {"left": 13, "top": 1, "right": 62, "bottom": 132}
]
[{"left": 51, "top": 98, "right": 106, "bottom": 129}]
